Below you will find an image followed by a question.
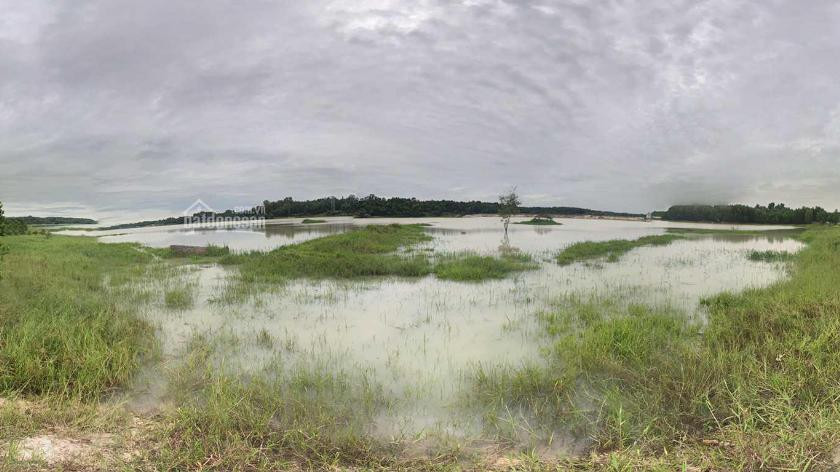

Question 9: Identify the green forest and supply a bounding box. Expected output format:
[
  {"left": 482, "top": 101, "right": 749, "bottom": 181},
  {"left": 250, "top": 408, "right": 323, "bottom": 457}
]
[
  {"left": 98, "top": 195, "right": 642, "bottom": 230},
  {"left": 0, "top": 202, "right": 28, "bottom": 236},
  {"left": 660, "top": 204, "right": 840, "bottom": 224},
  {"left": 11, "top": 216, "right": 97, "bottom": 225},
  {"left": 258, "top": 195, "right": 642, "bottom": 219}
]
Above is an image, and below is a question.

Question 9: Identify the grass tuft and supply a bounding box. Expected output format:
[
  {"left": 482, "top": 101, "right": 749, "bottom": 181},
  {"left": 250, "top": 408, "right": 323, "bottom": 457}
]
[
  {"left": 164, "top": 286, "right": 194, "bottom": 310},
  {"left": 748, "top": 249, "right": 793, "bottom": 262},
  {"left": 556, "top": 234, "right": 683, "bottom": 265},
  {"left": 0, "top": 235, "right": 157, "bottom": 400},
  {"left": 434, "top": 251, "right": 537, "bottom": 281}
]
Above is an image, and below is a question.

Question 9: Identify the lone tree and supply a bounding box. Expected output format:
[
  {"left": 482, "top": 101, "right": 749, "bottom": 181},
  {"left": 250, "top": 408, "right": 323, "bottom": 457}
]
[
  {"left": 498, "top": 187, "right": 520, "bottom": 237},
  {"left": 0, "top": 201, "right": 5, "bottom": 236}
]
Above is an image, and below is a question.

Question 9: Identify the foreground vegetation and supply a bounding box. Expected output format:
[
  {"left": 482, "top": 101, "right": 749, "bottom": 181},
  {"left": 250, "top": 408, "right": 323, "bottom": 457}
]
[
  {"left": 473, "top": 225, "right": 840, "bottom": 469},
  {"left": 0, "top": 235, "right": 156, "bottom": 400},
  {"left": 2, "top": 222, "right": 839, "bottom": 469}
]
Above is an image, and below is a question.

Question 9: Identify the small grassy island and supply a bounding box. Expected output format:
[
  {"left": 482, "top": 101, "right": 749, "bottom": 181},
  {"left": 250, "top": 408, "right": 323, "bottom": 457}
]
[{"left": 516, "top": 216, "right": 561, "bottom": 225}]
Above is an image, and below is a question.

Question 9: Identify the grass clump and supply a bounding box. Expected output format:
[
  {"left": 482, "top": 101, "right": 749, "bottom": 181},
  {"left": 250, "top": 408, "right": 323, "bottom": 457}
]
[
  {"left": 220, "top": 224, "right": 433, "bottom": 281},
  {"left": 164, "top": 286, "right": 194, "bottom": 310},
  {"left": 301, "top": 218, "right": 327, "bottom": 224},
  {"left": 516, "top": 216, "right": 561, "bottom": 225},
  {"left": 434, "top": 251, "right": 537, "bottom": 281},
  {"left": 471, "top": 225, "right": 840, "bottom": 469},
  {"left": 748, "top": 249, "right": 793, "bottom": 262},
  {"left": 152, "top": 334, "right": 398, "bottom": 470},
  {"left": 156, "top": 244, "right": 230, "bottom": 259},
  {"left": 556, "top": 234, "right": 683, "bottom": 265},
  {"left": 0, "top": 235, "right": 157, "bottom": 400}
]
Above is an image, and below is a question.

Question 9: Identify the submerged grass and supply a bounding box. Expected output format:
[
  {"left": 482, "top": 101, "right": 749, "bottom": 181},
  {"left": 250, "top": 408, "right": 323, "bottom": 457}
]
[
  {"left": 556, "top": 234, "right": 683, "bottom": 265},
  {"left": 301, "top": 218, "right": 327, "bottom": 224},
  {"left": 163, "top": 286, "right": 194, "bottom": 310},
  {"left": 149, "top": 333, "right": 409, "bottom": 470},
  {"left": 472, "top": 225, "right": 840, "bottom": 469},
  {"left": 0, "top": 235, "right": 157, "bottom": 400},
  {"left": 748, "top": 249, "right": 794, "bottom": 262}
]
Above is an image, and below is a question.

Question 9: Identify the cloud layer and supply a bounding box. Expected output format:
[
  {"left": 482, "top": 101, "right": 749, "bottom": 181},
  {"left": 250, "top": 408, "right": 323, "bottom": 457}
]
[{"left": 1, "top": 0, "right": 839, "bottom": 221}]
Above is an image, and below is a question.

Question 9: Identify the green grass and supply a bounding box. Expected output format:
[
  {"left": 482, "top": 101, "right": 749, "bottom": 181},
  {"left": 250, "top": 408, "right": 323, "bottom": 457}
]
[
  {"left": 0, "top": 235, "right": 157, "bottom": 400},
  {"left": 5, "top": 225, "right": 838, "bottom": 469},
  {"left": 471, "top": 225, "right": 840, "bottom": 469},
  {"left": 434, "top": 251, "right": 538, "bottom": 281},
  {"left": 556, "top": 234, "right": 684, "bottom": 265},
  {"left": 515, "top": 217, "right": 561, "bottom": 225},
  {"left": 149, "top": 333, "right": 409, "bottom": 470},
  {"left": 219, "top": 224, "right": 435, "bottom": 282},
  {"left": 164, "top": 286, "right": 194, "bottom": 310},
  {"left": 153, "top": 243, "right": 230, "bottom": 260},
  {"left": 220, "top": 224, "right": 538, "bottom": 285},
  {"left": 301, "top": 218, "right": 327, "bottom": 224},
  {"left": 748, "top": 249, "right": 794, "bottom": 262}
]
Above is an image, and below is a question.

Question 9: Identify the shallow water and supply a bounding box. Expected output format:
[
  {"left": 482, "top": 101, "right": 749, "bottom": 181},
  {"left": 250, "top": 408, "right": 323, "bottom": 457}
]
[
  {"left": 118, "top": 217, "right": 804, "bottom": 445},
  {"left": 61, "top": 215, "right": 796, "bottom": 253}
]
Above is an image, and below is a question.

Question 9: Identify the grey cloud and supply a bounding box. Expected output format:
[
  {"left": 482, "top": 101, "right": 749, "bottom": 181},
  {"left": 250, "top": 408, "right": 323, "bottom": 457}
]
[{"left": 1, "top": 0, "right": 840, "bottom": 223}]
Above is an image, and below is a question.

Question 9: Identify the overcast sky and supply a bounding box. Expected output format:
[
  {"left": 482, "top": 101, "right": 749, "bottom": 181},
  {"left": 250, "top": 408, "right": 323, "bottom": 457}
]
[{"left": 1, "top": 0, "right": 839, "bottom": 222}]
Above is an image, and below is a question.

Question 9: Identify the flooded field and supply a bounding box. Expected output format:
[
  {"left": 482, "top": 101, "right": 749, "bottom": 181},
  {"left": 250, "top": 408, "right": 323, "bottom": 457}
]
[{"left": 91, "top": 217, "right": 803, "bottom": 451}]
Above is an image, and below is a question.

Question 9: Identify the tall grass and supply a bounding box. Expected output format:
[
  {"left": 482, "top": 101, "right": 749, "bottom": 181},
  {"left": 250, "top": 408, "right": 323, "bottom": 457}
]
[
  {"left": 220, "top": 224, "right": 539, "bottom": 285},
  {"left": 434, "top": 251, "right": 537, "bottom": 281},
  {"left": 164, "top": 286, "right": 194, "bottom": 310},
  {"left": 220, "top": 224, "right": 434, "bottom": 282},
  {"left": 0, "top": 235, "right": 157, "bottom": 400},
  {"left": 472, "top": 225, "right": 840, "bottom": 468},
  {"left": 556, "top": 234, "right": 683, "bottom": 265},
  {"left": 152, "top": 333, "right": 400, "bottom": 469}
]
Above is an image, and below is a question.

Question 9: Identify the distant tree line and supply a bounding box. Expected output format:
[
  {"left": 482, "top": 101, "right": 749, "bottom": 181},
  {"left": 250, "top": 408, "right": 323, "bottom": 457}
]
[
  {"left": 661, "top": 204, "right": 840, "bottom": 225},
  {"left": 11, "top": 216, "right": 96, "bottom": 225},
  {"left": 0, "top": 202, "right": 28, "bottom": 236},
  {"left": 95, "top": 195, "right": 641, "bottom": 230},
  {"left": 257, "top": 194, "right": 642, "bottom": 219}
]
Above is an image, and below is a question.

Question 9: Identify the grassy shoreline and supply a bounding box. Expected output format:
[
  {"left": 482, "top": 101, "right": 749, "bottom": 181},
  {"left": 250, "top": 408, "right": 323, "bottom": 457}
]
[
  {"left": 1, "top": 226, "right": 837, "bottom": 469},
  {"left": 474, "top": 225, "right": 840, "bottom": 469},
  {"left": 0, "top": 235, "right": 158, "bottom": 400}
]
